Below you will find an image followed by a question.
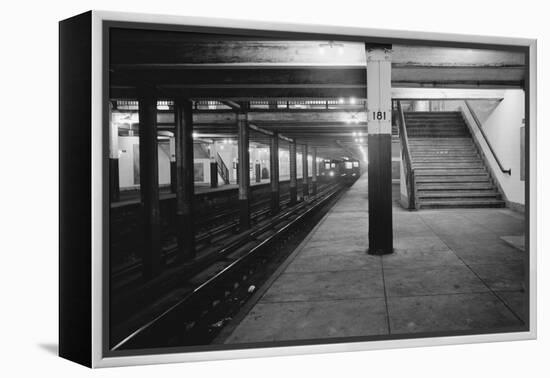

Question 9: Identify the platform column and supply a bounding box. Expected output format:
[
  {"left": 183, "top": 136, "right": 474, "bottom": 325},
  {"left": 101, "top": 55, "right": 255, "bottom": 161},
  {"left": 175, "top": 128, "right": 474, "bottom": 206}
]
[
  {"left": 255, "top": 161, "right": 261, "bottom": 183},
  {"left": 311, "top": 147, "right": 318, "bottom": 195},
  {"left": 109, "top": 101, "right": 120, "bottom": 202},
  {"left": 210, "top": 158, "right": 218, "bottom": 188},
  {"left": 238, "top": 106, "right": 251, "bottom": 230},
  {"left": 366, "top": 44, "right": 394, "bottom": 255},
  {"left": 174, "top": 98, "right": 196, "bottom": 261},
  {"left": 270, "top": 133, "right": 280, "bottom": 214},
  {"left": 289, "top": 140, "right": 297, "bottom": 205},
  {"left": 169, "top": 136, "right": 177, "bottom": 193},
  {"left": 138, "top": 90, "right": 162, "bottom": 279},
  {"left": 302, "top": 144, "right": 309, "bottom": 200}
]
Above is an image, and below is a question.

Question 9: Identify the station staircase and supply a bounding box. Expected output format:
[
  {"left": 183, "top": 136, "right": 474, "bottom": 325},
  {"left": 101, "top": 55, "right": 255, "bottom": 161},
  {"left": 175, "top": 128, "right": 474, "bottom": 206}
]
[{"left": 404, "top": 111, "right": 505, "bottom": 209}]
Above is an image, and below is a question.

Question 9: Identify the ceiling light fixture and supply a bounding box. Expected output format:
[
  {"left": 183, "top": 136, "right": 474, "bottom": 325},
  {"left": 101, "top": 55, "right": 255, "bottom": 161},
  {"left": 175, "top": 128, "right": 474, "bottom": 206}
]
[{"left": 318, "top": 41, "right": 345, "bottom": 55}]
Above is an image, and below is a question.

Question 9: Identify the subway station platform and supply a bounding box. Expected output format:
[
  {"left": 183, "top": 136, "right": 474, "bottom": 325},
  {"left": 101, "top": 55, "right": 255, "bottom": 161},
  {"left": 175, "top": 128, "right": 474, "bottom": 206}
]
[{"left": 222, "top": 174, "right": 526, "bottom": 343}]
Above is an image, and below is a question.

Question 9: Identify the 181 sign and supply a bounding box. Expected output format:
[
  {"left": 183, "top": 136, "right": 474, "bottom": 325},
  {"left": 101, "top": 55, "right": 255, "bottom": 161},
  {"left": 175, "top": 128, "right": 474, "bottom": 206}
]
[{"left": 372, "top": 111, "right": 388, "bottom": 121}]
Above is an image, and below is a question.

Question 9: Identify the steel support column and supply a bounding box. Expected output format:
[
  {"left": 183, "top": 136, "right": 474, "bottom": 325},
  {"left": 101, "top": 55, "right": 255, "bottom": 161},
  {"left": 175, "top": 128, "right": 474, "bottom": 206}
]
[
  {"left": 311, "top": 147, "right": 318, "bottom": 195},
  {"left": 302, "top": 144, "right": 309, "bottom": 200},
  {"left": 289, "top": 141, "right": 297, "bottom": 205},
  {"left": 210, "top": 159, "right": 218, "bottom": 188},
  {"left": 169, "top": 137, "right": 177, "bottom": 193},
  {"left": 238, "top": 109, "right": 251, "bottom": 230},
  {"left": 175, "top": 98, "right": 196, "bottom": 261},
  {"left": 366, "top": 44, "right": 394, "bottom": 255},
  {"left": 138, "top": 90, "right": 162, "bottom": 279},
  {"left": 270, "top": 133, "right": 280, "bottom": 214},
  {"left": 109, "top": 101, "right": 120, "bottom": 202}
]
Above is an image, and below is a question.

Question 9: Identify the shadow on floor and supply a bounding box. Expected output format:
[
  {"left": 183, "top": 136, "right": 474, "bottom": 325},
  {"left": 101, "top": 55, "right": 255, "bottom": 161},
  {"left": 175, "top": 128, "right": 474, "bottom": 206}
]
[{"left": 37, "top": 343, "right": 58, "bottom": 356}]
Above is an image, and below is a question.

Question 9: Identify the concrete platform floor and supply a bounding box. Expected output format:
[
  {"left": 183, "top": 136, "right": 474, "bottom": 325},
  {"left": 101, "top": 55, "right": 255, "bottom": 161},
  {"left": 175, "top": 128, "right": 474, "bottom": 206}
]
[{"left": 223, "top": 174, "right": 527, "bottom": 344}]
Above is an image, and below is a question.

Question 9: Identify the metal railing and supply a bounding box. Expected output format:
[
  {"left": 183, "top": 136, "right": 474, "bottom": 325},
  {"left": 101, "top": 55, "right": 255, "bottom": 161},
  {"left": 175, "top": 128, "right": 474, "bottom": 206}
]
[
  {"left": 464, "top": 100, "right": 511, "bottom": 175},
  {"left": 396, "top": 100, "right": 416, "bottom": 210},
  {"left": 216, "top": 153, "right": 230, "bottom": 184}
]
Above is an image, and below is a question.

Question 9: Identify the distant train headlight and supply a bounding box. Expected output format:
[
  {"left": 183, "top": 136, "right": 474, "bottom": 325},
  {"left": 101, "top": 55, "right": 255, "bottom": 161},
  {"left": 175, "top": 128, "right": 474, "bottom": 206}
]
[
  {"left": 329, "top": 171, "right": 334, "bottom": 176},
  {"left": 352, "top": 173, "right": 356, "bottom": 176}
]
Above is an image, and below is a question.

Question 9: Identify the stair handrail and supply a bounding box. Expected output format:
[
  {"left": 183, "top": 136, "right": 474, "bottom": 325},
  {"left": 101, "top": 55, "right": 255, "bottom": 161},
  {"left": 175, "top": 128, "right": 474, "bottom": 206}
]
[
  {"left": 216, "top": 152, "right": 230, "bottom": 184},
  {"left": 397, "top": 101, "right": 416, "bottom": 210},
  {"left": 464, "top": 100, "right": 511, "bottom": 175}
]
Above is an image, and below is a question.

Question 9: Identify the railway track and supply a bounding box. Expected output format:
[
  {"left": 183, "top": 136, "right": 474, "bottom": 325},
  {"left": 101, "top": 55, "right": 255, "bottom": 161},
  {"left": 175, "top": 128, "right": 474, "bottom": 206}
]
[
  {"left": 111, "top": 181, "right": 346, "bottom": 350},
  {"left": 111, "top": 183, "right": 329, "bottom": 283}
]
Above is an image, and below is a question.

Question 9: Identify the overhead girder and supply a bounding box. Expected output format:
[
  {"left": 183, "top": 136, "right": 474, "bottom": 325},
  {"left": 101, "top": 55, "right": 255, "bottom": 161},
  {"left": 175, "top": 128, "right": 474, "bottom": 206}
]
[
  {"left": 110, "top": 29, "right": 524, "bottom": 67},
  {"left": 110, "top": 31, "right": 526, "bottom": 160}
]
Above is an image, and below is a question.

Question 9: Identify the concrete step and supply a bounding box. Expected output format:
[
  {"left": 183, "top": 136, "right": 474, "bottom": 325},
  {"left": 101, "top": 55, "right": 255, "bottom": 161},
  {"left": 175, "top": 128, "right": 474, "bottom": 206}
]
[
  {"left": 406, "top": 120, "right": 463, "bottom": 124},
  {"left": 410, "top": 135, "right": 472, "bottom": 139},
  {"left": 413, "top": 157, "right": 481, "bottom": 162},
  {"left": 415, "top": 175, "right": 491, "bottom": 182},
  {"left": 408, "top": 133, "right": 470, "bottom": 138},
  {"left": 410, "top": 137, "right": 471, "bottom": 141},
  {"left": 411, "top": 147, "right": 476, "bottom": 151},
  {"left": 414, "top": 168, "right": 487, "bottom": 176},
  {"left": 408, "top": 127, "right": 467, "bottom": 131},
  {"left": 407, "top": 121, "right": 466, "bottom": 125},
  {"left": 412, "top": 149, "right": 477, "bottom": 153},
  {"left": 408, "top": 132, "right": 469, "bottom": 136},
  {"left": 409, "top": 141, "right": 473, "bottom": 146},
  {"left": 412, "top": 156, "right": 483, "bottom": 163},
  {"left": 417, "top": 199, "right": 506, "bottom": 209},
  {"left": 413, "top": 164, "right": 485, "bottom": 169},
  {"left": 411, "top": 149, "right": 478, "bottom": 154},
  {"left": 416, "top": 182, "right": 495, "bottom": 190},
  {"left": 408, "top": 134, "right": 470, "bottom": 137},
  {"left": 412, "top": 156, "right": 480, "bottom": 161},
  {"left": 417, "top": 191, "right": 500, "bottom": 199},
  {"left": 407, "top": 122, "right": 468, "bottom": 131},
  {"left": 405, "top": 111, "right": 462, "bottom": 116},
  {"left": 408, "top": 129, "right": 467, "bottom": 133},
  {"left": 408, "top": 129, "right": 469, "bottom": 134},
  {"left": 412, "top": 148, "right": 476, "bottom": 151}
]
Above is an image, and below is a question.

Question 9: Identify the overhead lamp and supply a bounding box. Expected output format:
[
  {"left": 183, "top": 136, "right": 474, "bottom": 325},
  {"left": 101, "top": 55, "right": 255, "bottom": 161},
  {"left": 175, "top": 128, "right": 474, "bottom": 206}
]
[
  {"left": 319, "top": 41, "right": 345, "bottom": 53},
  {"left": 352, "top": 132, "right": 357, "bottom": 137},
  {"left": 349, "top": 97, "right": 356, "bottom": 105},
  {"left": 192, "top": 132, "right": 198, "bottom": 139}
]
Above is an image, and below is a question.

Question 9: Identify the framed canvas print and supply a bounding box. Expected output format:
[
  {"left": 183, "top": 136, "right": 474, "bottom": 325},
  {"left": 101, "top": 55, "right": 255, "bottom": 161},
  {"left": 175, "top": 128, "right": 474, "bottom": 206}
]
[{"left": 59, "top": 10, "right": 537, "bottom": 368}]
